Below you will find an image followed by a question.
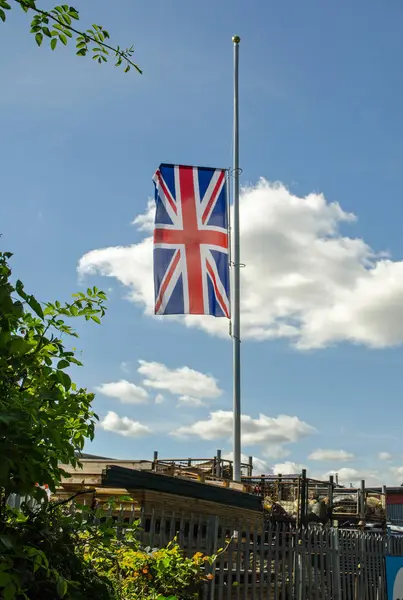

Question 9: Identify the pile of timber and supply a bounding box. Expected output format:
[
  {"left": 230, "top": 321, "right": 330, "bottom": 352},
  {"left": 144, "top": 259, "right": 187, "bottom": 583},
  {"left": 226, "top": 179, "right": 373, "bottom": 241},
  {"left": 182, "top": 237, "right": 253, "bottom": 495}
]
[
  {"left": 101, "top": 465, "right": 263, "bottom": 526},
  {"left": 53, "top": 459, "right": 264, "bottom": 527},
  {"left": 57, "top": 457, "right": 248, "bottom": 495}
]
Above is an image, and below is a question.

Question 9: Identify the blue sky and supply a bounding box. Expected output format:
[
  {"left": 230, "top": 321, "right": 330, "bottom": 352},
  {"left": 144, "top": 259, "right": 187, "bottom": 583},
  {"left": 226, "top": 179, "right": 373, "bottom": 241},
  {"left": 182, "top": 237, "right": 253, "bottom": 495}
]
[{"left": 2, "top": 0, "right": 403, "bottom": 486}]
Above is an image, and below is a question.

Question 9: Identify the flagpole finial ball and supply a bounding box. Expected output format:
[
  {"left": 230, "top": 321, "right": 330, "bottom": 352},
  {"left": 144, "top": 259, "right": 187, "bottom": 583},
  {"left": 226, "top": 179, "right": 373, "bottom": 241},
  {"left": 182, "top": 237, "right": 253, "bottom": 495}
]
[{"left": 232, "top": 35, "right": 241, "bottom": 44}]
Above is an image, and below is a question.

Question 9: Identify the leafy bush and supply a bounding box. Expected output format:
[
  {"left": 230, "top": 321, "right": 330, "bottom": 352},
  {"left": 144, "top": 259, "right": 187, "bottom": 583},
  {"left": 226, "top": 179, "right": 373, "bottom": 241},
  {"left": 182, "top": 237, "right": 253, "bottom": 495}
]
[
  {"left": 0, "top": 252, "right": 216, "bottom": 599},
  {"left": 0, "top": 501, "right": 117, "bottom": 599},
  {"left": 90, "top": 538, "right": 215, "bottom": 600},
  {"left": 1, "top": 499, "right": 214, "bottom": 600},
  {"left": 0, "top": 251, "right": 107, "bottom": 501}
]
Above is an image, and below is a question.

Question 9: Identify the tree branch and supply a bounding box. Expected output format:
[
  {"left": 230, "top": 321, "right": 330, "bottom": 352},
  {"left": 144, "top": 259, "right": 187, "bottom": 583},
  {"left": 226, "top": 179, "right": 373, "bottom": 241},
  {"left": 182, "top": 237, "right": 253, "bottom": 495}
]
[
  {"left": 12, "top": 0, "right": 142, "bottom": 73},
  {"left": 48, "top": 488, "right": 96, "bottom": 511}
]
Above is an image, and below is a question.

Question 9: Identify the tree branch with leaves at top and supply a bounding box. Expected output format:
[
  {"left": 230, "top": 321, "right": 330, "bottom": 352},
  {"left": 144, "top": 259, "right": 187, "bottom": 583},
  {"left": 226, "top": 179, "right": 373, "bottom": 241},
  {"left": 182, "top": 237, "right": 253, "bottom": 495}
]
[{"left": 0, "top": 0, "right": 142, "bottom": 73}]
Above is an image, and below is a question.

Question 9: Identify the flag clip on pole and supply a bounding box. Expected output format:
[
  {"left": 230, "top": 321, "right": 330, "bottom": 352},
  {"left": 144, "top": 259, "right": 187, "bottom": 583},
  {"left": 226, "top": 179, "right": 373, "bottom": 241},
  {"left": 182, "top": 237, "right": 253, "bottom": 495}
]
[{"left": 232, "top": 35, "right": 241, "bottom": 482}]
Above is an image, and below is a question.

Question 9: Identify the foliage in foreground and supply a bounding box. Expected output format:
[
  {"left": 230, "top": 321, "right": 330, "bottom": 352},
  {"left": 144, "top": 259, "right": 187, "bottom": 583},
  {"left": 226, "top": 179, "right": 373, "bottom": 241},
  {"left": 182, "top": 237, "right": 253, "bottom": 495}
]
[
  {"left": 1, "top": 500, "right": 214, "bottom": 600},
  {"left": 91, "top": 530, "right": 217, "bottom": 600},
  {"left": 0, "top": 252, "right": 215, "bottom": 599},
  {"left": 0, "top": 251, "right": 106, "bottom": 501},
  {"left": 0, "top": 1, "right": 141, "bottom": 73},
  {"left": 0, "top": 250, "right": 107, "bottom": 597},
  {"left": 1, "top": 502, "right": 115, "bottom": 599}
]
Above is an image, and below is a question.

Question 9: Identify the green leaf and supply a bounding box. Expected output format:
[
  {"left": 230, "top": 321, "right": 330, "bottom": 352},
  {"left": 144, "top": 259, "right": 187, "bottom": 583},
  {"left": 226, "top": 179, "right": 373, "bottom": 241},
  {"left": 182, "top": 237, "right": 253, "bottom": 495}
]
[
  {"left": 68, "top": 357, "right": 82, "bottom": 366},
  {"left": 27, "top": 295, "right": 44, "bottom": 319},
  {"left": 91, "top": 315, "right": 101, "bottom": 324},
  {"left": 124, "top": 64, "right": 131, "bottom": 73},
  {"left": 3, "top": 583, "right": 17, "bottom": 600},
  {"left": 57, "top": 359, "right": 69, "bottom": 369},
  {"left": 0, "top": 413, "right": 18, "bottom": 425},
  {"left": 35, "top": 32, "right": 43, "bottom": 46},
  {"left": 51, "top": 38, "right": 57, "bottom": 50},
  {"left": 0, "top": 571, "right": 12, "bottom": 586},
  {"left": 60, "top": 13, "right": 71, "bottom": 25},
  {"left": 15, "top": 280, "right": 28, "bottom": 300},
  {"left": 0, "top": 9, "right": 5, "bottom": 21},
  {"left": 59, "top": 33, "right": 67, "bottom": 45},
  {"left": 0, "top": 0, "right": 11, "bottom": 9},
  {"left": 56, "top": 577, "right": 68, "bottom": 598},
  {"left": 57, "top": 370, "right": 71, "bottom": 390},
  {"left": 0, "top": 535, "right": 15, "bottom": 550}
]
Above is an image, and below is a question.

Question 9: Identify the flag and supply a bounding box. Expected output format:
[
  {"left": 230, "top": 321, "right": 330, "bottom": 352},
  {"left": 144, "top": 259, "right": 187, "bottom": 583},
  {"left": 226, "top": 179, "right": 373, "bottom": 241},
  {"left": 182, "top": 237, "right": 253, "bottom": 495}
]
[{"left": 153, "top": 163, "right": 230, "bottom": 317}]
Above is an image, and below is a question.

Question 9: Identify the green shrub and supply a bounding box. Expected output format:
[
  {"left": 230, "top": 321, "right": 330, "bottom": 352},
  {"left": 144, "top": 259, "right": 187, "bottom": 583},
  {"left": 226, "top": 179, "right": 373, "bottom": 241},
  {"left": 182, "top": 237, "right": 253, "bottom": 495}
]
[{"left": 89, "top": 538, "right": 215, "bottom": 600}]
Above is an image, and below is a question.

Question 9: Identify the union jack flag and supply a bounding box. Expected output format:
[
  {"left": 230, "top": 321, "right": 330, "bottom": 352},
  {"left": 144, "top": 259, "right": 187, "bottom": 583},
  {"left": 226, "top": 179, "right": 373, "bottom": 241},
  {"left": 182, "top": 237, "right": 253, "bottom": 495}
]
[{"left": 153, "top": 163, "right": 230, "bottom": 318}]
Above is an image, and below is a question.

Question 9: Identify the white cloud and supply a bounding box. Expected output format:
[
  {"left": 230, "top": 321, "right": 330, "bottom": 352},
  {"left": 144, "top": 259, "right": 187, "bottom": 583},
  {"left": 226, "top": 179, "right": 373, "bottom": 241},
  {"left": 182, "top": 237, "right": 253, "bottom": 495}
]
[
  {"left": 309, "top": 449, "right": 354, "bottom": 462},
  {"left": 132, "top": 199, "right": 155, "bottom": 232},
  {"left": 378, "top": 452, "right": 392, "bottom": 461},
  {"left": 78, "top": 178, "right": 403, "bottom": 350},
  {"left": 223, "top": 452, "right": 269, "bottom": 475},
  {"left": 138, "top": 360, "right": 221, "bottom": 400},
  {"left": 322, "top": 465, "right": 403, "bottom": 486},
  {"left": 173, "top": 410, "right": 315, "bottom": 454},
  {"left": 272, "top": 461, "right": 306, "bottom": 475},
  {"left": 100, "top": 411, "right": 150, "bottom": 438},
  {"left": 324, "top": 467, "right": 381, "bottom": 487},
  {"left": 95, "top": 380, "right": 149, "bottom": 404},
  {"left": 155, "top": 394, "right": 165, "bottom": 404},
  {"left": 262, "top": 446, "right": 291, "bottom": 460},
  {"left": 78, "top": 238, "right": 154, "bottom": 313},
  {"left": 389, "top": 467, "right": 403, "bottom": 482},
  {"left": 177, "top": 395, "right": 206, "bottom": 407}
]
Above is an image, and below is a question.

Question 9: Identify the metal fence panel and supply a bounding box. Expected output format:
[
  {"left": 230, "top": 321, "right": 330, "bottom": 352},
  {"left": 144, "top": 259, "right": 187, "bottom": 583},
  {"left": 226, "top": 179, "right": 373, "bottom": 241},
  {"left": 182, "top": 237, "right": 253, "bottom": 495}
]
[
  {"left": 65, "top": 502, "right": 403, "bottom": 599},
  {"left": 387, "top": 504, "right": 403, "bottom": 524},
  {"left": 134, "top": 511, "right": 403, "bottom": 599}
]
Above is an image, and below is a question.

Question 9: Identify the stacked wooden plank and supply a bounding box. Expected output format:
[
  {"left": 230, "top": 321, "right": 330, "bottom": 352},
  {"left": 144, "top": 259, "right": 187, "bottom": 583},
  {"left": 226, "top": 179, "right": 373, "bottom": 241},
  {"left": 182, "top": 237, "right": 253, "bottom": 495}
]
[{"left": 52, "top": 458, "right": 264, "bottom": 528}]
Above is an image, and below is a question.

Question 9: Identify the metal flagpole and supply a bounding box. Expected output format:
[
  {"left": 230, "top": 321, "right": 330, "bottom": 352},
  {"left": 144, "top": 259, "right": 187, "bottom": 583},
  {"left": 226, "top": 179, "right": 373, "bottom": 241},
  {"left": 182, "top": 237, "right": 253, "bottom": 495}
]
[{"left": 232, "top": 35, "right": 241, "bottom": 482}]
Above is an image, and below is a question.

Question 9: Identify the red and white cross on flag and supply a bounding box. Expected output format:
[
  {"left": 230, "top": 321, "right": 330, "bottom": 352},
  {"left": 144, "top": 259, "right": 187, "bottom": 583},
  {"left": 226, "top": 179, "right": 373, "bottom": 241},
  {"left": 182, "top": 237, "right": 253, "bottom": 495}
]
[{"left": 153, "top": 163, "right": 230, "bottom": 318}]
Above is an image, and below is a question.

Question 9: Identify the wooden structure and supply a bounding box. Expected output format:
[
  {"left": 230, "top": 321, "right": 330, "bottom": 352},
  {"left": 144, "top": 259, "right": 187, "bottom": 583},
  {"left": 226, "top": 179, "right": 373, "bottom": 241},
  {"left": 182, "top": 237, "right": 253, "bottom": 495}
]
[
  {"left": 54, "top": 454, "right": 263, "bottom": 527},
  {"left": 54, "top": 455, "right": 386, "bottom": 531}
]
